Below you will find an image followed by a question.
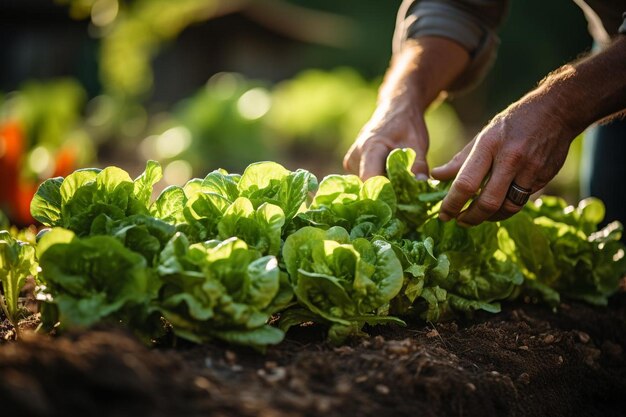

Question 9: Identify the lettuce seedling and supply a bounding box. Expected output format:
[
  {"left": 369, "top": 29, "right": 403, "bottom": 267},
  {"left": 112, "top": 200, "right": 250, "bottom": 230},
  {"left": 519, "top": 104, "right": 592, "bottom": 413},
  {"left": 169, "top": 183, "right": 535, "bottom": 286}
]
[{"left": 0, "top": 230, "right": 38, "bottom": 336}]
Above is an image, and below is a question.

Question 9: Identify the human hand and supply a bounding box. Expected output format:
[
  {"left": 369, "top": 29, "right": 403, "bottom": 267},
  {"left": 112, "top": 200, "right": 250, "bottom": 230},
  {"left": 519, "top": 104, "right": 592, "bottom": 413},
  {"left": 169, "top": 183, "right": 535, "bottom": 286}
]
[
  {"left": 431, "top": 97, "right": 576, "bottom": 226},
  {"left": 343, "top": 99, "right": 430, "bottom": 180}
]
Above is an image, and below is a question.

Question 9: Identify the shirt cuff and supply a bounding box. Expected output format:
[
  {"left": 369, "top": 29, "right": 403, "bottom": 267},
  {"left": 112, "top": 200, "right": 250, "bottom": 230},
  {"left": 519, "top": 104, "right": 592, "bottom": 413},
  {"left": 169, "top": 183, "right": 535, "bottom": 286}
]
[{"left": 393, "top": 0, "right": 505, "bottom": 93}]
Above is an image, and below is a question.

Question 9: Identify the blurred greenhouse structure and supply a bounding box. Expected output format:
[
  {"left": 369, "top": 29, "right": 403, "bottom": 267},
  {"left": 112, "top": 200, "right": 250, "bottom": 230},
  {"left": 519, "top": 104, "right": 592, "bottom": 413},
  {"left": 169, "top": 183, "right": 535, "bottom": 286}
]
[{"left": 1, "top": 0, "right": 592, "bottom": 226}]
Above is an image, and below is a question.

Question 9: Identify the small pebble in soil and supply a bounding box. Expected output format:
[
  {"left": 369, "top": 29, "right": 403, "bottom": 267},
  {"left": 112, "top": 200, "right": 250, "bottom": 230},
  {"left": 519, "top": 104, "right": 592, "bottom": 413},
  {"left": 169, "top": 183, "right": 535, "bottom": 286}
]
[
  {"left": 359, "top": 339, "right": 371, "bottom": 348},
  {"left": 518, "top": 345, "right": 529, "bottom": 351},
  {"left": 335, "top": 377, "right": 352, "bottom": 394},
  {"left": 355, "top": 375, "right": 368, "bottom": 383},
  {"left": 194, "top": 376, "right": 212, "bottom": 391},
  {"left": 426, "top": 329, "right": 440, "bottom": 338},
  {"left": 466, "top": 382, "right": 476, "bottom": 392},
  {"left": 375, "top": 384, "right": 390, "bottom": 395},
  {"left": 577, "top": 331, "right": 591, "bottom": 344},
  {"left": 386, "top": 340, "right": 410, "bottom": 356},
  {"left": 372, "top": 335, "right": 385, "bottom": 349},
  {"left": 259, "top": 410, "right": 283, "bottom": 417},
  {"left": 543, "top": 334, "right": 556, "bottom": 344},
  {"left": 225, "top": 350, "right": 237, "bottom": 364},
  {"left": 257, "top": 367, "right": 287, "bottom": 383},
  {"left": 316, "top": 398, "right": 333, "bottom": 413},
  {"left": 517, "top": 373, "right": 531, "bottom": 385},
  {"left": 333, "top": 346, "right": 354, "bottom": 356}
]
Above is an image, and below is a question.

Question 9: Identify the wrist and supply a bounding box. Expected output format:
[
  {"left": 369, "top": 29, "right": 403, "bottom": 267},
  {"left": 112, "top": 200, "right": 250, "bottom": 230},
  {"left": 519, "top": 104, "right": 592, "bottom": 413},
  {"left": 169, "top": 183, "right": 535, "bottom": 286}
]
[{"left": 528, "top": 37, "right": 626, "bottom": 134}]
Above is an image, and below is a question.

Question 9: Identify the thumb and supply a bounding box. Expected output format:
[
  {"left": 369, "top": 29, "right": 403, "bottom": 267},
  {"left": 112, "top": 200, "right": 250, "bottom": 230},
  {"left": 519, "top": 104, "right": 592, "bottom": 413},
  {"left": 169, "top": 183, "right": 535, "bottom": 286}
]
[
  {"left": 360, "top": 142, "right": 388, "bottom": 180},
  {"left": 411, "top": 152, "right": 429, "bottom": 180},
  {"left": 431, "top": 140, "right": 473, "bottom": 181}
]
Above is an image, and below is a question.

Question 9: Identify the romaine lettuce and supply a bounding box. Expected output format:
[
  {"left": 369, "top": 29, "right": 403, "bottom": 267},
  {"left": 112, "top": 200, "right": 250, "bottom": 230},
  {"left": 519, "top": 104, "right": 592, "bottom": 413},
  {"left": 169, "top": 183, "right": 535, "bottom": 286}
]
[{"left": 0, "top": 230, "right": 38, "bottom": 332}]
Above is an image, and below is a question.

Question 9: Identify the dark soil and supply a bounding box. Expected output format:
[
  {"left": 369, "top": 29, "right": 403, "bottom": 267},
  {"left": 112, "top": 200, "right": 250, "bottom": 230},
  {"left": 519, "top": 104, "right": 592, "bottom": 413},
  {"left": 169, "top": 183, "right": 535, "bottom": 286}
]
[{"left": 1, "top": 294, "right": 626, "bottom": 417}]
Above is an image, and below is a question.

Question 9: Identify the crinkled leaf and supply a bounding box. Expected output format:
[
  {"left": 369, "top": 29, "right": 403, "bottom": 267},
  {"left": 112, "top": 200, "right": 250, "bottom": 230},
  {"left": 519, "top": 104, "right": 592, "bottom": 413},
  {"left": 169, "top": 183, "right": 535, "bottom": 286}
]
[
  {"left": 30, "top": 177, "right": 63, "bottom": 226},
  {"left": 151, "top": 185, "right": 187, "bottom": 224},
  {"left": 38, "top": 234, "right": 156, "bottom": 329},
  {"left": 133, "top": 160, "right": 162, "bottom": 207}
]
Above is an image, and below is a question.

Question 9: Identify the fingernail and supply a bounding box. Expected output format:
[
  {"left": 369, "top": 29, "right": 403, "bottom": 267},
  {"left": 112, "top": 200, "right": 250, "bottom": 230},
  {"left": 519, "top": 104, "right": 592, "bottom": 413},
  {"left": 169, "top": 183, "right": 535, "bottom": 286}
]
[{"left": 415, "top": 173, "right": 428, "bottom": 181}]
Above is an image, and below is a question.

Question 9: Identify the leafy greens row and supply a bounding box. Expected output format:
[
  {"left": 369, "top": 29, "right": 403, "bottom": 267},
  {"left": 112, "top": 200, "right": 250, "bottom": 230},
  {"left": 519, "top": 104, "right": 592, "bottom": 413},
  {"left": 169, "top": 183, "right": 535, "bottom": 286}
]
[{"left": 1, "top": 149, "right": 624, "bottom": 348}]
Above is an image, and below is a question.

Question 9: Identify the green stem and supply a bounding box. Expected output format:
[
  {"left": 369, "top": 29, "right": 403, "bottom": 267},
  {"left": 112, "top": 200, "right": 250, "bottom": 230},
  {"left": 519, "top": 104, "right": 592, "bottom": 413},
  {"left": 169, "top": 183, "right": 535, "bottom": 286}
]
[{"left": 0, "top": 292, "right": 19, "bottom": 339}]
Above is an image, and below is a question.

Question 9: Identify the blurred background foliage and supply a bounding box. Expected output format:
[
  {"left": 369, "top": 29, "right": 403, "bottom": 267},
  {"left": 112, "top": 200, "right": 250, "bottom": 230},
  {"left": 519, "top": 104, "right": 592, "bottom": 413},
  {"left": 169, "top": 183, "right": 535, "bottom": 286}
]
[{"left": 0, "top": 0, "right": 591, "bottom": 226}]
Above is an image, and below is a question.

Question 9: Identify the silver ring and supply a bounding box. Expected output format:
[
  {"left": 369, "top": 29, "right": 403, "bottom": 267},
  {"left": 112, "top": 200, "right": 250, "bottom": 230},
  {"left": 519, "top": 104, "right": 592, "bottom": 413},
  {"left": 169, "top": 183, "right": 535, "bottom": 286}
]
[{"left": 506, "top": 182, "right": 532, "bottom": 206}]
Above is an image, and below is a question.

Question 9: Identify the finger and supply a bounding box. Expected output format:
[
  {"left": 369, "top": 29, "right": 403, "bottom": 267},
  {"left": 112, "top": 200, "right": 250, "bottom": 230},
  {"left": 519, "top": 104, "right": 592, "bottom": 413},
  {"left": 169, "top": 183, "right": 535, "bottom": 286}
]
[
  {"left": 343, "top": 141, "right": 361, "bottom": 174},
  {"left": 488, "top": 176, "right": 535, "bottom": 222},
  {"left": 456, "top": 161, "right": 518, "bottom": 226},
  {"left": 410, "top": 151, "right": 429, "bottom": 180},
  {"left": 410, "top": 122, "right": 430, "bottom": 180},
  {"left": 431, "top": 139, "right": 475, "bottom": 181},
  {"left": 438, "top": 143, "right": 492, "bottom": 222},
  {"left": 360, "top": 141, "right": 389, "bottom": 180}
]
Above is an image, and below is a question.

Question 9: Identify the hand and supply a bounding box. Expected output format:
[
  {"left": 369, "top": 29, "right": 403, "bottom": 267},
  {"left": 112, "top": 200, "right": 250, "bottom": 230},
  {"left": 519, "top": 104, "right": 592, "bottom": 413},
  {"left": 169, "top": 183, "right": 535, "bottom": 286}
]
[
  {"left": 343, "top": 37, "right": 470, "bottom": 181},
  {"left": 343, "top": 99, "right": 430, "bottom": 180},
  {"left": 431, "top": 97, "right": 576, "bottom": 225}
]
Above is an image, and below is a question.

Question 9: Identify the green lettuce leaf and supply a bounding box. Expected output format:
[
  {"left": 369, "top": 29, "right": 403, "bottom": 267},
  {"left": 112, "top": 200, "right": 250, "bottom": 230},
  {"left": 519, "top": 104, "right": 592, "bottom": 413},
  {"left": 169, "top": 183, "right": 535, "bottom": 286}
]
[
  {"left": 90, "top": 214, "right": 176, "bottom": 265},
  {"left": 238, "top": 162, "right": 317, "bottom": 229},
  {"left": 156, "top": 234, "right": 286, "bottom": 348},
  {"left": 217, "top": 198, "right": 285, "bottom": 256},
  {"left": 395, "top": 219, "right": 523, "bottom": 321},
  {"left": 281, "top": 226, "right": 404, "bottom": 344},
  {"left": 30, "top": 161, "right": 162, "bottom": 236},
  {"left": 386, "top": 148, "right": 448, "bottom": 228},
  {"left": 151, "top": 185, "right": 187, "bottom": 224},
  {"left": 297, "top": 175, "right": 398, "bottom": 240},
  {"left": 37, "top": 229, "right": 160, "bottom": 336},
  {"left": 0, "top": 231, "right": 39, "bottom": 328},
  {"left": 517, "top": 197, "right": 626, "bottom": 305}
]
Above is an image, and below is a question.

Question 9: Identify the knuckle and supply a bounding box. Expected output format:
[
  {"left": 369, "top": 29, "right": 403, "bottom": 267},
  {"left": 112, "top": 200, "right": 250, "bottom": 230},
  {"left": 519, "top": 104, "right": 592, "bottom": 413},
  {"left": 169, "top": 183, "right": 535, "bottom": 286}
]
[
  {"left": 453, "top": 176, "right": 478, "bottom": 196},
  {"left": 476, "top": 196, "right": 502, "bottom": 214}
]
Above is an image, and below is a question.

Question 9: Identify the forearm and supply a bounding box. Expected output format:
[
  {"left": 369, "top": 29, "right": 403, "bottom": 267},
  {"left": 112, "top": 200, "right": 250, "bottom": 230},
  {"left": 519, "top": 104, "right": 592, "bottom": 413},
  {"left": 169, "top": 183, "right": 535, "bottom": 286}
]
[
  {"left": 519, "top": 35, "right": 626, "bottom": 136},
  {"left": 378, "top": 36, "right": 471, "bottom": 113}
]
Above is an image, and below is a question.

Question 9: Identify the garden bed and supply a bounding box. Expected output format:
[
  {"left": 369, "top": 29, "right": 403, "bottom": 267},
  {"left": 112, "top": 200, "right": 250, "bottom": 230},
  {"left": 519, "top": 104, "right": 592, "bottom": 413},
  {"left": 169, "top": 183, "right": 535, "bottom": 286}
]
[{"left": 2, "top": 291, "right": 625, "bottom": 417}]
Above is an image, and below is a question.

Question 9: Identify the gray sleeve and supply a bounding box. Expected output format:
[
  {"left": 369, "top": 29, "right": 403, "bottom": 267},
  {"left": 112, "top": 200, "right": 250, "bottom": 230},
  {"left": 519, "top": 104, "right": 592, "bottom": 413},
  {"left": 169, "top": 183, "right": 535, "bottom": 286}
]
[
  {"left": 620, "top": 12, "right": 626, "bottom": 34},
  {"left": 393, "top": 0, "right": 510, "bottom": 93}
]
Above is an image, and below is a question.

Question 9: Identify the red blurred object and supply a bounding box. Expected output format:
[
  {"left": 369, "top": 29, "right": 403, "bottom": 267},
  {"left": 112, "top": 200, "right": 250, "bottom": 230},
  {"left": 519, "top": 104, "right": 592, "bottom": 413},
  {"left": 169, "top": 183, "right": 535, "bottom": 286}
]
[
  {"left": 53, "top": 146, "right": 77, "bottom": 178},
  {"left": 14, "top": 181, "right": 37, "bottom": 226},
  {"left": 0, "top": 120, "right": 39, "bottom": 227},
  {"left": 1, "top": 121, "right": 79, "bottom": 227},
  {"left": 0, "top": 121, "right": 24, "bottom": 221}
]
